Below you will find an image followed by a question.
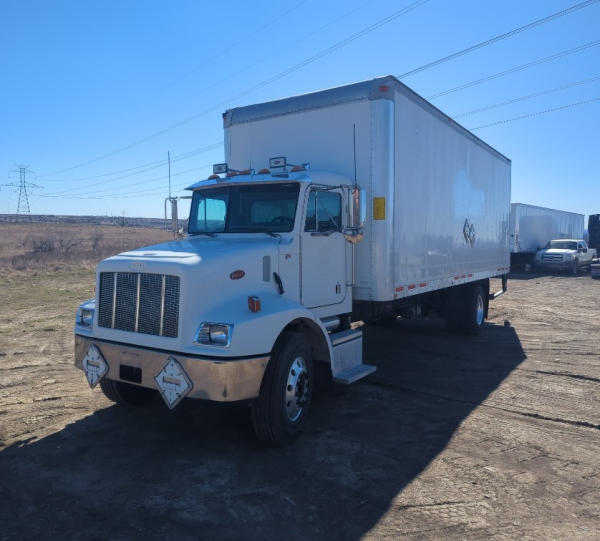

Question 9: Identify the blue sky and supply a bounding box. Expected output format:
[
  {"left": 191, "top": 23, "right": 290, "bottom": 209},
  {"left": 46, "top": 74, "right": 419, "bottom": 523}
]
[{"left": 1, "top": 0, "right": 599, "bottom": 220}]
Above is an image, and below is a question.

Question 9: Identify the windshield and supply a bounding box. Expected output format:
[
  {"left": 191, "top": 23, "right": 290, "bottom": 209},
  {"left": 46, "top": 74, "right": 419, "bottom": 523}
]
[
  {"left": 188, "top": 183, "right": 300, "bottom": 234},
  {"left": 546, "top": 241, "right": 577, "bottom": 250}
]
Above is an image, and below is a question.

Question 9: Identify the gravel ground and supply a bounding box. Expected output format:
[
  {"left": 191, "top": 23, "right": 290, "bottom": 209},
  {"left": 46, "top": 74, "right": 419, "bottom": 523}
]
[{"left": 0, "top": 272, "right": 598, "bottom": 539}]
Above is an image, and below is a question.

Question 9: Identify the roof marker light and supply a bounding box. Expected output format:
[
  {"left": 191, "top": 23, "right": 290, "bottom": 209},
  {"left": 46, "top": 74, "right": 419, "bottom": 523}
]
[
  {"left": 258, "top": 168, "right": 270, "bottom": 174},
  {"left": 291, "top": 165, "right": 305, "bottom": 172},
  {"left": 269, "top": 156, "right": 287, "bottom": 169},
  {"left": 208, "top": 174, "right": 220, "bottom": 180}
]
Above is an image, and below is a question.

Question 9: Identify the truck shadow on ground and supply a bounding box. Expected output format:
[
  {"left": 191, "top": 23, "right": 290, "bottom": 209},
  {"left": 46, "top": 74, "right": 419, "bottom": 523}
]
[{"left": 0, "top": 321, "right": 525, "bottom": 540}]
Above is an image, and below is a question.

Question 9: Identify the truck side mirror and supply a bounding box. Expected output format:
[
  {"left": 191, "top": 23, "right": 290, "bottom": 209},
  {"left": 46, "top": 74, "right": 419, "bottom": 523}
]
[
  {"left": 344, "top": 187, "right": 366, "bottom": 244},
  {"left": 349, "top": 187, "right": 366, "bottom": 228}
]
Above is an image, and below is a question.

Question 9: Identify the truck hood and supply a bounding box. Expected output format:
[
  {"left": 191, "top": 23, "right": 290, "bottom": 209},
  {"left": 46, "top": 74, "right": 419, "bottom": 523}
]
[
  {"left": 541, "top": 248, "right": 575, "bottom": 254},
  {"left": 95, "top": 236, "right": 283, "bottom": 351},
  {"left": 104, "top": 236, "right": 280, "bottom": 270}
]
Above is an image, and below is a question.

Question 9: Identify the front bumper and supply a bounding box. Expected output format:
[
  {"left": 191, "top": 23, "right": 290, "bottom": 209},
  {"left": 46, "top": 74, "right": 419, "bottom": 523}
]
[
  {"left": 536, "top": 260, "right": 571, "bottom": 270},
  {"left": 74, "top": 334, "right": 269, "bottom": 402}
]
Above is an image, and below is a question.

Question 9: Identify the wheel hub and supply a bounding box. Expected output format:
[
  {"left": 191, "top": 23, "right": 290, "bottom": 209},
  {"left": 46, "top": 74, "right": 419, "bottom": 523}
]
[
  {"left": 476, "top": 294, "right": 485, "bottom": 326},
  {"left": 285, "top": 357, "right": 309, "bottom": 422}
]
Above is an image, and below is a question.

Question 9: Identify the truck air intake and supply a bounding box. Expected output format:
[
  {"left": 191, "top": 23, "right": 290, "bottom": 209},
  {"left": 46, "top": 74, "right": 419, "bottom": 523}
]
[{"left": 97, "top": 272, "right": 180, "bottom": 338}]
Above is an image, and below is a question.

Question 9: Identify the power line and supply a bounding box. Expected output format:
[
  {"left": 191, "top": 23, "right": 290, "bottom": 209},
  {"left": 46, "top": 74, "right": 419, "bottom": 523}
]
[
  {"left": 470, "top": 95, "right": 600, "bottom": 130},
  {"left": 170, "top": 0, "right": 380, "bottom": 114},
  {"left": 39, "top": 143, "right": 220, "bottom": 184},
  {"left": 427, "top": 39, "right": 600, "bottom": 100},
  {"left": 36, "top": 1, "right": 377, "bottom": 190},
  {"left": 42, "top": 164, "right": 212, "bottom": 199},
  {"left": 34, "top": 0, "right": 430, "bottom": 178},
  {"left": 42, "top": 142, "right": 221, "bottom": 196},
  {"left": 397, "top": 0, "right": 599, "bottom": 79},
  {"left": 452, "top": 75, "right": 600, "bottom": 118},
  {"left": 50, "top": 81, "right": 600, "bottom": 202},
  {"left": 30, "top": 0, "right": 599, "bottom": 188},
  {"left": 51, "top": 99, "right": 600, "bottom": 201}
]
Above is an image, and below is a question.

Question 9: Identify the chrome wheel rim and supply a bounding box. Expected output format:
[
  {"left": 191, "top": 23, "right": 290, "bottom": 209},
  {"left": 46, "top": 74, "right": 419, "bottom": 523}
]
[
  {"left": 285, "top": 357, "right": 309, "bottom": 423},
  {"left": 476, "top": 294, "right": 485, "bottom": 326}
]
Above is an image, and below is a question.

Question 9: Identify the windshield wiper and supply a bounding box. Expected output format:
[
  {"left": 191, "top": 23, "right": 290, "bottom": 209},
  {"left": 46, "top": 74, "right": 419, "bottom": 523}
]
[
  {"left": 228, "top": 227, "right": 280, "bottom": 238},
  {"left": 189, "top": 231, "right": 217, "bottom": 237}
]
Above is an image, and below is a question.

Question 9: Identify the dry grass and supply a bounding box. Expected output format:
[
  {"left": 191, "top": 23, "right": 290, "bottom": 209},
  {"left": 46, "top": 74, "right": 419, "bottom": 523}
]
[{"left": 0, "top": 223, "right": 173, "bottom": 273}]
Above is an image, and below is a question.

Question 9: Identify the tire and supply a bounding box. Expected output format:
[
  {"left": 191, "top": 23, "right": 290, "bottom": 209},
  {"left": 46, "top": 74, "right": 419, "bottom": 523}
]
[
  {"left": 570, "top": 259, "right": 578, "bottom": 275},
  {"left": 445, "top": 284, "right": 486, "bottom": 334},
  {"left": 251, "top": 332, "right": 313, "bottom": 445},
  {"left": 99, "top": 378, "right": 156, "bottom": 406}
]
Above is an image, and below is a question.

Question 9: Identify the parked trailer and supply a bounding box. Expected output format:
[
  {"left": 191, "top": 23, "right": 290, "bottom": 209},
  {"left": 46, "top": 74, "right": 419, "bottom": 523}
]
[
  {"left": 74, "top": 76, "right": 511, "bottom": 443},
  {"left": 588, "top": 214, "right": 600, "bottom": 255},
  {"left": 510, "top": 203, "right": 584, "bottom": 254}
]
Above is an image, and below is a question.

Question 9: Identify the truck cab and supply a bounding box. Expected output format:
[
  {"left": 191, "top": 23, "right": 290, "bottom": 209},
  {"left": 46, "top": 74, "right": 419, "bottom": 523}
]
[{"left": 75, "top": 162, "right": 372, "bottom": 444}]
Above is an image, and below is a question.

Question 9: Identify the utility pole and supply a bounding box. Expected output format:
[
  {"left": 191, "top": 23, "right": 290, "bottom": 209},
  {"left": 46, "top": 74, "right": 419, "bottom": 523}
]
[
  {"left": 168, "top": 151, "right": 172, "bottom": 199},
  {"left": 1, "top": 165, "right": 42, "bottom": 222}
]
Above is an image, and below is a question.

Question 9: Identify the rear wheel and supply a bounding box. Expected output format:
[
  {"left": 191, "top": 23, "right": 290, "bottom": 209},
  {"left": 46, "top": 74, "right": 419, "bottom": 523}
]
[
  {"left": 251, "top": 333, "right": 313, "bottom": 445},
  {"left": 99, "top": 378, "right": 155, "bottom": 406},
  {"left": 445, "top": 283, "right": 486, "bottom": 334}
]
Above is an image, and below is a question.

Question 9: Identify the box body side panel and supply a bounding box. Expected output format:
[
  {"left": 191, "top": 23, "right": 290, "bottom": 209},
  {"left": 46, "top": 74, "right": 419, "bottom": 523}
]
[
  {"left": 224, "top": 82, "right": 511, "bottom": 304},
  {"left": 390, "top": 90, "right": 511, "bottom": 300}
]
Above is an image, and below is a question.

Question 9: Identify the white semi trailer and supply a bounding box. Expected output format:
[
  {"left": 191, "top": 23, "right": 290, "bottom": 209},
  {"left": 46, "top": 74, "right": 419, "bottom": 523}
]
[
  {"left": 74, "top": 76, "right": 511, "bottom": 443},
  {"left": 509, "top": 203, "right": 584, "bottom": 254}
]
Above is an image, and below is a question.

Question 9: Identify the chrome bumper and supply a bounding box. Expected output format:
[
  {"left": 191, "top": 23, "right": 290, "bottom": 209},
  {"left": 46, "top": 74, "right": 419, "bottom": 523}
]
[
  {"left": 537, "top": 260, "right": 570, "bottom": 269},
  {"left": 74, "top": 334, "right": 269, "bottom": 402}
]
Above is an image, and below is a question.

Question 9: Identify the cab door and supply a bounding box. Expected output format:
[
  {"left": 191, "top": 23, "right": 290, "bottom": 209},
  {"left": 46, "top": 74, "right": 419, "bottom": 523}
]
[{"left": 300, "top": 187, "right": 347, "bottom": 308}]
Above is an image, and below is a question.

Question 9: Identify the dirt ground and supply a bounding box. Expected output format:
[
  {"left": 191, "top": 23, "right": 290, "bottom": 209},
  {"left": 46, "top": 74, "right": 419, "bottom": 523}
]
[{"left": 0, "top": 225, "right": 599, "bottom": 539}]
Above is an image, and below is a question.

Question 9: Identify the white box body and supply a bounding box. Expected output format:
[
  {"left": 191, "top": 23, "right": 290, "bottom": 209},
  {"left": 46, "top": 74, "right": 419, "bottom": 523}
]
[
  {"left": 224, "top": 76, "right": 511, "bottom": 303},
  {"left": 510, "top": 203, "right": 584, "bottom": 253}
]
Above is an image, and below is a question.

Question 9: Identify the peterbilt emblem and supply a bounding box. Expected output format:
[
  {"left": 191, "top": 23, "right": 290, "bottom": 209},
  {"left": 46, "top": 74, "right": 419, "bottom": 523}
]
[
  {"left": 130, "top": 261, "right": 145, "bottom": 270},
  {"left": 463, "top": 219, "right": 476, "bottom": 246},
  {"left": 230, "top": 270, "right": 245, "bottom": 280}
]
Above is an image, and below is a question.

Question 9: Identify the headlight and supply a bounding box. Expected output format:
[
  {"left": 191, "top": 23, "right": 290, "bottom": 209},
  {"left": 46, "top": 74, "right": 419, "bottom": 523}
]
[
  {"left": 194, "top": 323, "right": 232, "bottom": 347},
  {"left": 76, "top": 300, "right": 95, "bottom": 327}
]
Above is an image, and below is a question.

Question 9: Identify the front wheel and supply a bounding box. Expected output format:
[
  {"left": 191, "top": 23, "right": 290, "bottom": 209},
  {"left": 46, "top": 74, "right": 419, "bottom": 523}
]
[
  {"left": 251, "top": 333, "right": 313, "bottom": 445},
  {"left": 570, "top": 259, "right": 578, "bottom": 275}
]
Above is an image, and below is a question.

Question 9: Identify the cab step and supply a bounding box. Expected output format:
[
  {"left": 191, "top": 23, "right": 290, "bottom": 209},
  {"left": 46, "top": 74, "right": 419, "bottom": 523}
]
[
  {"left": 333, "top": 363, "right": 377, "bottom": 385},
  {"left": 329, "top": 327, "right": 376, "bottom": 384}
]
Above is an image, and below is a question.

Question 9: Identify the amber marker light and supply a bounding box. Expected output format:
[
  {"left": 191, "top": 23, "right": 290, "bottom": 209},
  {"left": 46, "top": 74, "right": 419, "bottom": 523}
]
[{"left": 248, "top": 296, "right": 261, "bottom": 313}]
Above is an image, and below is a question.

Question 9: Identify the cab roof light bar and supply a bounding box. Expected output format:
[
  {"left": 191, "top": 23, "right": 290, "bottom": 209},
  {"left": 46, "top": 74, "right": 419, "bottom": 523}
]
[{"left": 209, "top": 158, "right": 309, "bottom": 181}]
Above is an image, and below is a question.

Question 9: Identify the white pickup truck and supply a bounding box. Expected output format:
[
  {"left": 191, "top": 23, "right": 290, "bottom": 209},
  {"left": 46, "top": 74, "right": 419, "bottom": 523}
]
[
  {"left": 74, "top": 76, "right": 511, "bottom": 444},
  {"left": 535, "top": 239, "right": 596, "bottom": 274}
]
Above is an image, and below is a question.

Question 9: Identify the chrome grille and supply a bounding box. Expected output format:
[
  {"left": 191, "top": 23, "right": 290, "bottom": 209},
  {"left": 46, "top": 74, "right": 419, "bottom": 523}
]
[
  {"left": 542, "top": 254, "right": 563, "bottom": 262},
  {"left": 98, "top": 272, "right": 180, "bottom": 338}
]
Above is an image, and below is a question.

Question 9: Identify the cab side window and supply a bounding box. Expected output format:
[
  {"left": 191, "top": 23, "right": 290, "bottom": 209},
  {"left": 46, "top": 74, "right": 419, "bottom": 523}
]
[{"left": 304, "top": 190, "right": 342, "bottom": 233}]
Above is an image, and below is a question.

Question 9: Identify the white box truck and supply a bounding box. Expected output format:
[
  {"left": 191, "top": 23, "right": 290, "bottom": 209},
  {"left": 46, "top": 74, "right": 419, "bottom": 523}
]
[
  {"left": 74, "top": 76, "right": 511, "bottom": 443},
  {"left": 509, "top": 203, "right": 584, "bottom": 254}
]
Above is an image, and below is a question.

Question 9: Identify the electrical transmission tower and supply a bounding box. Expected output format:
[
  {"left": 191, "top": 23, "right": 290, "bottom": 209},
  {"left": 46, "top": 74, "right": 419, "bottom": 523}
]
[{"left": 1, "top": 165, "right": 42, "bottom": 221}]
